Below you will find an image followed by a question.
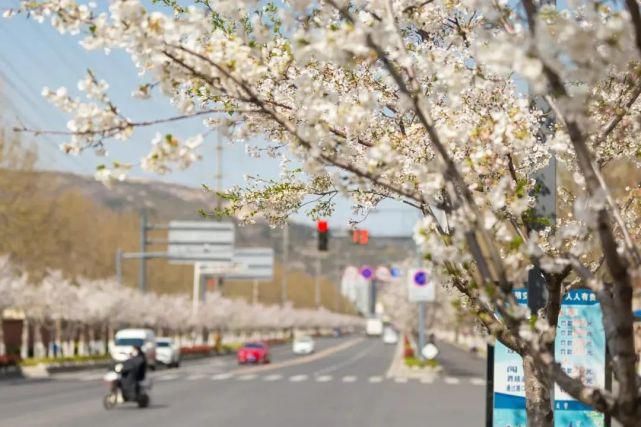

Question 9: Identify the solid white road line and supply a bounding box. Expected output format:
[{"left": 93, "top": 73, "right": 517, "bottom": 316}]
[
  {"left": 211, "top": 373, "right": 233, "bottom": 381},
  {"left": 394, "top": 377, "right": 408, "bottom": 383},
  {"left": 289, "top": 374, "right": 309, "bottom": 382},
  {"left": 444, "top": 377, "right": 461, "bottom": 385},
  {"left": 342, "top": 376, "right": 357, "bottom": 383},
  {"left": 315, "top": 375, "right": 333, "bottom": 382},
  {"left": 237, "top": 374, "right": 257, "bottom": 381},
  {"left": 263, "top": 374, "right": 282, "bottom": 381},
  {"left": 368, "top": 376, "right": 383, "bottom": 383},
  {"left": 470, "top": 377, "right": 486, "bottom": 386}
]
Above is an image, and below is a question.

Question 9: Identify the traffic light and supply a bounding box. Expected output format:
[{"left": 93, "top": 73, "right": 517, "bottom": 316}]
[
  {"left": 317, "top": 220, "right": 329, "bottom": 251},
  {"left": 352, "top": 229, "right": 369, "bottom": 245}
]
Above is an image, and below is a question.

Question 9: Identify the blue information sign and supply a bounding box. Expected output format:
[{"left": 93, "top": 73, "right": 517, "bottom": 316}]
[
  {"left": 493, "top": 289, "right": 528, "bottom": 427},
  {"left": 554, "top": 289, "right": 605, "bottom": 427}
]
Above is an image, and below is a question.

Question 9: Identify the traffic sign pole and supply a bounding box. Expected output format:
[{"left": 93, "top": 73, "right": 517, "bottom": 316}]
[{"left": 418, "top": 302, "right": 426, "bottom": 361}]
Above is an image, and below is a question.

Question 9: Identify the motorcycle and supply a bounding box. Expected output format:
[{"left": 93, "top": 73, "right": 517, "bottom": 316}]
[{"left": 102, "top": 362, "right": 152, "bottom": 409}]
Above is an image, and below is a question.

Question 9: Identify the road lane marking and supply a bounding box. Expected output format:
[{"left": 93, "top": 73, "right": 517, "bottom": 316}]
[
  {"left": 211, "top": 373, "right": 233, "bottom": 381},
  {"left": 80, "top": 374, "right": 103, "bottom": 381},
  {"left": 368, "top": 376, "right": 383, "bottom": 383},
  {"left": 342, "top": 376, "right": 357, "bottom": 383},
  {"left": 237, "top": 374, "right": 257, "bottom": 381},
  {"left": 470, "top": 378, "right": 486, "bottom": 386},
  {"left": 229, "top": 338, "right": 364, "bottom": 375},
  {"left": 394, "top": 377, "right": 408, "bottom": 383},
  {"left": 315, "top": 375, "right": 333, "bottom": 382},
  {"left": 444, "top": 377, "right": 461, "bottom": 385},
  {"left": 420, "top": 377, "right": 435, "bottom": 384},
  {"left": 289, "top": 374, "right": 308, "bottom": 382},
  {"left": 314, "top": 342, "right": 377, "bottom": 376},
  {"left": 263, "top": 374, "right": 282, "bottom": 381},
  {"left": 187, "top": 374, "right": 206, "bottom": 380},
  {"left": 158, "top": 374, "right": 179, "bottom": 381}
]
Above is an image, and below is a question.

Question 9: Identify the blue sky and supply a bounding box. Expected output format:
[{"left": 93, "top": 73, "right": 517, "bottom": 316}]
[{"left": 0, "top": 1, "right": 417, "bottom": 236}]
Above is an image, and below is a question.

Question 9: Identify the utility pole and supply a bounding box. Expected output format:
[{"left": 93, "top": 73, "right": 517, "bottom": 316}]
[
  {"left": 315, "top": 255, "right": 322, "bottom": 308},
  {"left": 252, "top": 279, "right": 259, "bottom": 305},
  {"left": 281, "top": 224, "right": 289, "bottom": 306},
  {"left": 115, "top": 249, "right": 123, "bottom": 285},
  {"left": 139, "top": 210, "right": 147, "bottom": 293}
]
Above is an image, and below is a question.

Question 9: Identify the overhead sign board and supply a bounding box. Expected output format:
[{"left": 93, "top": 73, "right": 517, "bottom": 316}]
[
  {"left": 407, "top": 268, "right": 435, "bottom": 302},
  {"left": 554, "top": 289, "right": 605, "bottom": 427},
  {"left": 167, "top": 221, "right": 234, "bottom": 264},
  {"left": 224, "top": 248, "right": 274, "bottom": 281}
]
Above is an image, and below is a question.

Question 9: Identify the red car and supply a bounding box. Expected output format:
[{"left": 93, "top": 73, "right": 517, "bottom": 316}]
[{"left": 237, "top": 342, "right": 270, "bottom": 364}]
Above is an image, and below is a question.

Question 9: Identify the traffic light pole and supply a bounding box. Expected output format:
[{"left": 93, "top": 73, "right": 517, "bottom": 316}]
[
  {"left": 139, "top": 210, "right": 148, "bottom": 293},
  {"left": 315, "top": 256, "right": 321, "bottom": 308}
]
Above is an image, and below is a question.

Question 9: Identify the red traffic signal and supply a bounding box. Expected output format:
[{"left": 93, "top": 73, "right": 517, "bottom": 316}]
[
  {"left": 352, "top": 229, "right": 369, "bottom": 245},
  {"left": 317, "top": 220, "right": 329, "bottom": 251},
  {"left": 317, "top": 220, "right": 328, "bottom": 233}
]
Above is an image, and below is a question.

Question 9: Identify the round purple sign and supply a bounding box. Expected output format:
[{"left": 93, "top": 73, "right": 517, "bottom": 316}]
[
  {"left": 413, "top": 270, "right": 428, "bottom": 286},
  {"left": 360, "top": 266, "right": 374, "bottom": 279}
]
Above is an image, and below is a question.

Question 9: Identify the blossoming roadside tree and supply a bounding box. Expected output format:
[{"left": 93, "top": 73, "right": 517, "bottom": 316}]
[{"left": 5, "top": 0, "right": 641, "bottom": 425}]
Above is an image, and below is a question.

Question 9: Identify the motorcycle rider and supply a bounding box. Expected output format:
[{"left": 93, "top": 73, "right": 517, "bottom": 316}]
[{"left": 120, "top": 345, "right": 147, "bottom": 400}]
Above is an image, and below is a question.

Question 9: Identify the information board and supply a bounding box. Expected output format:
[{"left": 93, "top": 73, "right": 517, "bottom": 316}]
[
  {"left": 493, "top": 289, "right": 528, "bottom": 427},
  {"left": 554, "top": 289, "right": 605, "bottom": 427}
]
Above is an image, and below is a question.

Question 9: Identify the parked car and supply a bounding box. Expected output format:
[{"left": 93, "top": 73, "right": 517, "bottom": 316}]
[
  {"left": 237, "top": 342, "right": 270, "bottom": 364},
  {"left": 110, "top": 328, "right": 156, "bottom": 370},
  {"left": 155, "top": 337, "right": 180, "bottom": 368},
  {"left": 292, "top": 335, "right": 315, "bottom": 355},
  {"left": 382, "top": 327, "right": 399, "bottom": 345},
  {"left": 366, "top": 318, "right": 383, "bottom": 336}
]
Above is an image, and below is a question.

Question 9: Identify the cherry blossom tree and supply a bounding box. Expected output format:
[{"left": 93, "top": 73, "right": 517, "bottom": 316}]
[{"left": 5, "top": 0, "right": 641, "bottom": 424}]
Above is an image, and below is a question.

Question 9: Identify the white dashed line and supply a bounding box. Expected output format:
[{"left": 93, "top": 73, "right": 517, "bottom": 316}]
[
  {"left": 289, "top": 374, "right": 309, "bottom": 382},
  {"left": 315, "top": 375, "right": 333, "bottom": 382},
  {"left": 444, "top": 377, "right": 461, "bottom": 385},
  {"left": 238, "top": 374, "right": 257, "bottom": 381},
  {"left": 470, "top": 378, "right": 486, "bottom": 386},
  {"left": 342, "top": 376, "right": 357, "bottom": 383},
  {"left": 420, "top": 377, "right": 435, "bottom": 384},
  {"left": 394, "top": 377, "right": 408, "bottom": 383},
  {"left": 187, "top": 374, "right": 206, "bottom": 381},
  {"left": 263, "top": 374, "right": 282, "bottom": 381},
  {"left": 368, "top": 376, "right": 383, "bottom": 383},
  {"left": 211, "top": 373, "right": 233, "bottom": 381},
  {"left": 158, "top": 374, "right": 179, "bottom": 381}
]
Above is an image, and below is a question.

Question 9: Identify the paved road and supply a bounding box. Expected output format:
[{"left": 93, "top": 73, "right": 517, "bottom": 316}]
[{"left": 0, "top": 337, "right": 485, "bottom": 426}]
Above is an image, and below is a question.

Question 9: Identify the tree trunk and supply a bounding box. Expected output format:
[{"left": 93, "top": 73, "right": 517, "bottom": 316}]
[
  {"left": 20, "top": 318, "right": 29, "bottom": 359},
  {"left": 0, "top": 314, "right": 5, "bottom": 356},
  {"left": 523, "top": 355, "right": 553, "bottom": 427},
  {"left": 87, "top": 326, "right": 95, "bottom": 355},
  {"left": 33, "top": 322, "right": 45, "bottom": 358}
]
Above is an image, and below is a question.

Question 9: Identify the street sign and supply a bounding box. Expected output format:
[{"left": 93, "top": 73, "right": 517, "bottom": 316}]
[
  {"left": 390, "top": 266, "right": 402, "bottom": 278},
  {"left": 224, "top": 248, "right": 274, "bottom": 281},
  {"left": 375, "top": 266, "right": 391, "bottom": 282},
  {"left": 422, "top": 343, "right": 439, "bottom": 360},
  {"left": 553, "top": 289, "right": 605, "bottom": 427},
  {"left": 493, "top": 289, "right": 528, "bottom": 427},
  {"left": 198, "top": 261, "right": 245, "bottom": 275},
  {"left": 407, "top": 268, "right": 435, "bottom": 302},
  {"left": 360, "top": 265, "right": 374, "bottom": 280},
  {"left": 167, "top": 221, "right": 234, "bottom": 264}
]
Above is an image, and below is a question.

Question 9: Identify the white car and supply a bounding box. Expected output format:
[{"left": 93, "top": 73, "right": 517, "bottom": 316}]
[
  {"left": 156, "top": 338, "right": 181, "bottom": 368},
  {"left": 110, "top": 328, "right": 156, "bottom": 370},
  {"left": 292, "top": 336, "right": 315, "bottom": 354},
  {"left": 382, "top": 327, "right": 398, "bottom": 345}
]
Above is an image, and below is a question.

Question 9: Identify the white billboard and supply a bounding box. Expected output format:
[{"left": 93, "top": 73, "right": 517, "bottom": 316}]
[
  {"left": 167, "top": 221, "right": 234, "bottom": 264},
  {"left": 224, "top": 248, "right": 274, "bottom": 281}
]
